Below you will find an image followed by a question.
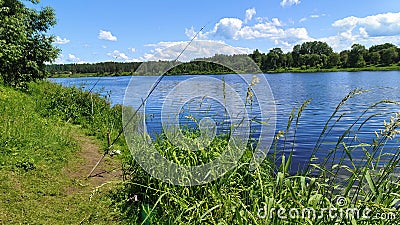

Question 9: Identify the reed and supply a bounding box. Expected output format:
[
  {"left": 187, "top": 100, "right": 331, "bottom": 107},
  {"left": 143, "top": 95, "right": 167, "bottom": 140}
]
[{"left": 113, "top": 89, "right": 400, "bottom": 224}]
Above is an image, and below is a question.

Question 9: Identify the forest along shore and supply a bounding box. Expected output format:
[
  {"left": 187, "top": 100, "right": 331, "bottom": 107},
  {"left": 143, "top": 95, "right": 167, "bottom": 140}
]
[{"left": 47, "top": 41, "right": 400, "bottom": 78}]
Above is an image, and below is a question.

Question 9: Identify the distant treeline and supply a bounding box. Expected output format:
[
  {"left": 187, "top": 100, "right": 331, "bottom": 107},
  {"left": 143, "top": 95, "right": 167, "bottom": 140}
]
[{"left": 46, "top": 41, "right": 400, "bottom": 76}]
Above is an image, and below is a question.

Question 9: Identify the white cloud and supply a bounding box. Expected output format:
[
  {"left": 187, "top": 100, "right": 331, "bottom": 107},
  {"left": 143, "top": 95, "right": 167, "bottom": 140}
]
[
  {"left": 54, "top": 36, "right": 70, "bottom": 44},
  {"left": 212, "top": 18, "right": 244, "bottom": 40},
  {"left": 314, "top": 12, "right": 400, "bottom": 52},
  {"left": 359, "top": 27, "right": 368, "bottom": 38},
  {"left": 66, "top": 54, "right": 85, "bottom": 64},
  {"left": 280, "top": 0, "right": 301, "bottom": 7},
  {"left": 53, "top": 54, "right": 65, "bottom": 64},
  {"left": 98, "top": 30, "right": 117, "bottom": 41},
  {"left": 185, "top": 26, "right": 209, "bottom": 40},
  {"left": 271, "top": 18, "right": 283, "bottom": 26},
  {"left": 128, "top": 47, "right": 136, "bottom": 53},
  {"left": 245, "top": 8, "right": 257, "bottom": 23},
  {"left": 142, "top": 40, "right": 251, "bottom": 62},
  {"left": 299, "top": 17, "right": 307, "bottom": 23},
  {"left": 300, "top": 14, "right": 326, "bottom": 23},
  {"left": 333, "top": 12, "right": 400, "bottom": 37},
  {"left": 201, "top": 17, "right": 310, "bottom": 45},
  {"left": 181, "top": 10, "right": 400, "bottom": 55},
  {"left": 107, "top": 50, "right": 130, "bottom": 61}
]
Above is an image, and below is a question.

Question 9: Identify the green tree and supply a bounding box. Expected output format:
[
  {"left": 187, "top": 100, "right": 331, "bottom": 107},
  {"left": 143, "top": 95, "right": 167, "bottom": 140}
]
[
  {"left": 250, "top": 49, "right": 263, "bottom": 67},
  {"left": 339, "top": 50, "right": 349, "bottom": 68},
  {"left": 369, "top": 52, "right": 381, "bottom": 65},
  {"left": 292, "top": 44, "right": 301, "bottom": 67},
  {"left": 285, "top": 52, "right": 294, "bottom": 68},
  {"left": 299, "top": 41, "right": 333, "bottom": 56},
  {"left": 265, "top": 48, "right": 283, "bottom": 70},
  {"left": 327, "top": 53, "right": 340, "bottom": 68},
  {"left": 348, "top": 44, "right": 367, "bottom": 68},
  {"left": 0, "top": 0, "right": 59, "bottom": 87},
  {"left": 381, "top": 47, "right": 398, "bottom": 66},
  {"left": 369, "top": 43, "right": 397, "bottom": 53}
]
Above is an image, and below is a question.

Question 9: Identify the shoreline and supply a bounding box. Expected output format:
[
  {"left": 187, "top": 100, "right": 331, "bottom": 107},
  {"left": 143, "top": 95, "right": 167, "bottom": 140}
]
[{"left": 49, "top": 65, "right": 400, "bottom": 78}]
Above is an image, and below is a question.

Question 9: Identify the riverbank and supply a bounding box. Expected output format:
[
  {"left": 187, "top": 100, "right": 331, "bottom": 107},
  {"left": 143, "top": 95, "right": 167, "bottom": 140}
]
[
  {"left": 49, "top": 64, "right": 400, "bottom": 78},
  {"left": 0, "top": 81, "right": 127, "bottom": 224},
  {"left": 1, "top": 80, "right": 400, "bottom": 224}
]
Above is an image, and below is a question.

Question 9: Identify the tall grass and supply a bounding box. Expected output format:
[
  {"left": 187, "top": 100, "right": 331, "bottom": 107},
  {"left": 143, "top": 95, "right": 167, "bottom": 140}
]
[
  {"left": 0, "top": 81, "right": 125, "bottom": 224},
  {"left": 112, "top": 89, "right": 400, "bottom": 224}
]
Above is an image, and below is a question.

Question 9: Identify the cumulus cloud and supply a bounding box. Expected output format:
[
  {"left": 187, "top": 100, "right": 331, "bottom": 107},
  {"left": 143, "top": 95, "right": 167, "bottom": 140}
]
[
  {"left": 271, "top": 18, "right": 283, "bottom": 27},
  {"left": 185, "top": 26, "right": 209, "bottom": 40},
  {"left": 196, "top": 16, "right": 310, "bottom": 46},
  {"left": 54, "top": 36, "right": 70, "bottom": 44},
  {"left": 245, "top": 8, "right": 257, "bottom": 23},
  {"left": 280, "top": 0, "right": 301, "bottom": 7},
  {"left": 107, "top": 50, "right": 130, "bottom": 61},
  {"left": 333, "top": 12, "right": 400, "bottom": 37},
  {"left": 128, "top": 47, "right": 136, "bottom": 53},
  {"left": 314, "top": 12, "right": 400, "bottom": 51},
  {"left": 182, "top": 10, "right": 400, "bottom": 55},
  {"left": 65, "top": 54, "right": 85, "bottom": 64},
  {"left": 98, "top": 30, "right": 117, "bottom": 41},
  {"left": 142, "top": 40, "right": 251, "bottom": 62},
  {"left": 212, "top": 18, "right": 244, "bottom": 40}
]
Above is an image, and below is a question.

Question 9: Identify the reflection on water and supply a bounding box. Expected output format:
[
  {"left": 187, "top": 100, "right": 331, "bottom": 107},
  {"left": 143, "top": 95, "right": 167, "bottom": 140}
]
[{"left": 50, "top": 71, "right": 400, "bottom": 171}]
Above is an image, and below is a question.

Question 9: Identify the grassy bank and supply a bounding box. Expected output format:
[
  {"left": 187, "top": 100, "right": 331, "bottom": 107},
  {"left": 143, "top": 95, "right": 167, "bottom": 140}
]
[
  {"left": 0, "top": 81, "right": 127, "bottom": 224},
  {"left": 1, "top": 79, "right": 400, "bottom": 224},
  {"left": 113, "top": 91, "right": 400, "bottom": 224}
]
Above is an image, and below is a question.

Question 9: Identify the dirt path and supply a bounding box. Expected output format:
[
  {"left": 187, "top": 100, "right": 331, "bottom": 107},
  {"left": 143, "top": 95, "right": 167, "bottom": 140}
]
[{"left": 62, "top": 133, "right": 122, "bottom": 195}]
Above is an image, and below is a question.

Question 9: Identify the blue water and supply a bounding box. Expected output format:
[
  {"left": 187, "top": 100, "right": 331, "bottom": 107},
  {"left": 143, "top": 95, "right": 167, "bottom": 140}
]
[{"left": 50, "top": 71, "right": 400, "bottom": 170}]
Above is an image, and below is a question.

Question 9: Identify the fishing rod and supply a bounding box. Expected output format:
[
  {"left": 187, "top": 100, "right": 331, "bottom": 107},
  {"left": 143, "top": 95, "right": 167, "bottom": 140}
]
[
  {"left": 86, "top": 56, "right": 119, "bottom": 95},
  {"left": 87, "top": 23, "right": 208, "bottom": 178}
]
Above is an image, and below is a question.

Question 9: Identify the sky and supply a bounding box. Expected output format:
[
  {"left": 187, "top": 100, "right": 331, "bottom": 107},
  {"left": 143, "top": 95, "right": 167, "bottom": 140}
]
[{"left": 32, "top": 0, "right": 400, "bottom": 64}]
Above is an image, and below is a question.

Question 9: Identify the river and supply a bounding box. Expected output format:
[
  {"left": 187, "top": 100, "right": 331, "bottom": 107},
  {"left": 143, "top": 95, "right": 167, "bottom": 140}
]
[{"left": 50, "top": 71, "right": 400, "bottom": 171}]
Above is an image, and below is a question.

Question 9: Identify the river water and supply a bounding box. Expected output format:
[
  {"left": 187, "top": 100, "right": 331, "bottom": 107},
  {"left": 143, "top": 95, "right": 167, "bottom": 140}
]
[{"left": 50, "top": 71, "right": 400, "bottom": 170}]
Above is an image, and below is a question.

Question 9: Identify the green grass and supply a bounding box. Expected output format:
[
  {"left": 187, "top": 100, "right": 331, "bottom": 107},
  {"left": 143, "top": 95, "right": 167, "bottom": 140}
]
[
  {"left": 113, "top": 90, "right": 400, "bottom": 224},
  {"left": 1, "top": 78, "right": 400, "bottom": 224},
  {"left": 0, "top": 81, "right": 127, "bottom": 224}
]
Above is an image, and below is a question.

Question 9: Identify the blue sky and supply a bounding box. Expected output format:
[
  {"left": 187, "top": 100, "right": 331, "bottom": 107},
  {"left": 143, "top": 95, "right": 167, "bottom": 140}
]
[{"left": 34, "top": 0, "right": 400, "bottom": 63}]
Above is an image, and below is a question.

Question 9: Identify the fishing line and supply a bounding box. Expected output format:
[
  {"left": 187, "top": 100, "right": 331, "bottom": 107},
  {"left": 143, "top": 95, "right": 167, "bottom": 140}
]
[
  {"left": 88, "top": 23, "right": 208, "bottom": 177},
  {"left": 109, "top": 23, "right": 208, "bottom": 148}
]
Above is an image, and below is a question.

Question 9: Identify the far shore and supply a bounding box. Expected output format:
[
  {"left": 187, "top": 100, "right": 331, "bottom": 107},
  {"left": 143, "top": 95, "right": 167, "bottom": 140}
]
[{"left": 49, "top": 65, "right": 400, "bottom": 78}]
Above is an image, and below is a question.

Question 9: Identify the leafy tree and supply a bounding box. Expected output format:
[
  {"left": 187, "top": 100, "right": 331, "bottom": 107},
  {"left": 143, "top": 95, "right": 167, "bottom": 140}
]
[
  {"left": 265, "top": 48, "right": 283, "bottom": 70},
  {"left": 0, "top": 0, "right": 59, "bottom": 87},
  {"left": 369, "top": 43, "right": 397, "bottom": 53},
  {"left": 292, "top": 44, "right": 301, "bottom": 67},
  {"left": 284, "top": 52, "right": 294, "bottom": 68},
  {"left": 369, "top": 52, "right": 381, "bottom": 65},
  {"left": 250, "top": 49, "right": 263, "bottom": 67},
  {"left": 348, "top": 44, "right": 367, "bottom": 68},
  {"left": 381, "top": 47, "right": 398, "bottom": 66},
  {"left": 299, "top": 41, "right": 333, "bottom": 56},
  {"left": 327, "top": 53, "right": 340, "bottom": 68},
  {"left": 339, "top": 50, "right": 349, "bottom": 68}
]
